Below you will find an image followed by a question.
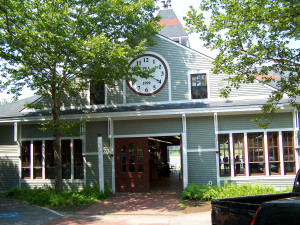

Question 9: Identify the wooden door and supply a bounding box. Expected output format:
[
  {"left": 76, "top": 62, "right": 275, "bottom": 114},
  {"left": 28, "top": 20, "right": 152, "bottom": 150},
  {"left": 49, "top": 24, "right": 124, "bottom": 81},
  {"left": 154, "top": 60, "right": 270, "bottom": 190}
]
[{"left": 115, "top": 138, "right": 149, "bottom": 192}]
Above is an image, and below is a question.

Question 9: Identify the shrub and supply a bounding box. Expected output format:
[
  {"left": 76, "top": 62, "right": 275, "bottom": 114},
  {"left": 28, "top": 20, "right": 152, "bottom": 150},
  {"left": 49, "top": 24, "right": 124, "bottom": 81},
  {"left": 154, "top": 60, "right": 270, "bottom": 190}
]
[
  {"left": 182, "top": 182, "right": 292, "bottom": 201},
  {"left": 3, "top": 185, "right": 112, "bottom": 207}
]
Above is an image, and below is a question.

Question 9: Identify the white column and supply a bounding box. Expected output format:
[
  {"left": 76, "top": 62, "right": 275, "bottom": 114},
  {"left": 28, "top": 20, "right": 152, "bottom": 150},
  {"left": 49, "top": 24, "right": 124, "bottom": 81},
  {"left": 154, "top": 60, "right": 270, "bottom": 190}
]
[
  {"left": 293, "top": 109, "right": 299, "bottom": 171},
  {"left": 244, "top": 132, "right": 249, "bottom": 177},
  {"left": 229, "top": 133, "right": 234, "bottom": 178},
  {"left": 98, "top": 133, "right": 104, "bottom": 192},
  {"left": 30, "top": 141, "right": 33, "bottom": 180},
  {"left": 182, "top": 114, "right": 188, "bottom": 189},
  {"left": 214, "top": 113, "right": 220, "bottom": 185},
  {"left": 264, "top": 131, "right": 270, "bottom": 176},
  {"left": 109, "top": 118, "right": 116, "bottom": 193},
  {"left": 279, "top": 131, "right": 285, "bottom": 175}
]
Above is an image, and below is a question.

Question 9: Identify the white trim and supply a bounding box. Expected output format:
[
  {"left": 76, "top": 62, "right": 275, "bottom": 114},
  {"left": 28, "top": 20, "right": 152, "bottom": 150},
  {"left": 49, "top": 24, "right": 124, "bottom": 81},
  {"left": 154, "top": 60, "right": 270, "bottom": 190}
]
[
  {"left": 0, "top": 154, "right": 19, "bottom": 157},
  {"left": 98, "top": 135, "right": 104, "bottom": 192},
  {"left": 182, "top": 114, "right": 188, "bottom": 189},
  {"left": 279, "top": 131, "right": 285, "bottom": 175},
  {"left": 14, "top": 122, "right": 18, "bottom": 142},
  {"left": 21, "top": 179, "right": 84, "bottom": 184},
  {"left": 187, "top": 148, "right": 218, "bottom": 153},
  {"left": 187, "top": 69, "right": 210, "bottom": 100},
  {"left": 42, "top": 140, "right": 45, "bottom": 180},
  {"left": 264, "top": 131, "right": 270, "bottom": 176},
  {"left": 109, "top": 118, "right": 115, "bottom": 193},
  {"left": 229, "top": 133, "right": 234, "bottom": 178},
  {"left": 244, "top": 132, "right": 249, "bottom": 177},
  {"left": 218, "top": 175, "right": 296, "bottom": 181},
  {"left": 218, "top": 128, "right": 294, "bottom": 135},
  {"left": 113, "top": 132, "right": 180, "bottom": 139}
]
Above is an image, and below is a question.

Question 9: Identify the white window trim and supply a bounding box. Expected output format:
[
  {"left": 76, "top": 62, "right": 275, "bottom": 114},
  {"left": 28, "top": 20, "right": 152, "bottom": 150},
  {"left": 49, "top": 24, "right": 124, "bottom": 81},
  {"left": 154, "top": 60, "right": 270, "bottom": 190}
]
[
  {"left": 188, "top": 69, "right": 210, "bottom": 100},
  {"left": 20, "top": 137, "right": 84, "bottom": 181}
]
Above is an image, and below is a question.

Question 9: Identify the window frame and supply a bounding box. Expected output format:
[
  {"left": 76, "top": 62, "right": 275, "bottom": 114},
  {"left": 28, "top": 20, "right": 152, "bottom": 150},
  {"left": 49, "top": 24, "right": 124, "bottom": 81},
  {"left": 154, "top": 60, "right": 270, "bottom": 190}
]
[
  {"left": 190, "top": 73, "right": 208, "bottom": 99},
  {"left": 233, "top": 133, "right": 245, "bottom": 176},
  {"left": 267, "top": 132, "right": 281, "bottom": 175},
  {"left": 282, "top": 131, "right": 296, "bottom": 175},
  {"left": 90, "top": 80, "right": 105, "bottom": 105},
  {"left": 21, "top": 141, "right": 31, "bottom": 179},
  {"left": 218, "top": 134, "right": 231, "bottom": 177},
  {"left": 33, "top": 140, "right": 43, "bottom": 179}
]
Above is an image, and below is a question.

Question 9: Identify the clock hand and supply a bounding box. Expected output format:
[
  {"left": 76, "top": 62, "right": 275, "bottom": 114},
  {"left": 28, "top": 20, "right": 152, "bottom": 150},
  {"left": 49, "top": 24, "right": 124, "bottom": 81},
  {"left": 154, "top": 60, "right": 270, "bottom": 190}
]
[{"left": 150, "top": 77, "right": 161, "bottom": 83}]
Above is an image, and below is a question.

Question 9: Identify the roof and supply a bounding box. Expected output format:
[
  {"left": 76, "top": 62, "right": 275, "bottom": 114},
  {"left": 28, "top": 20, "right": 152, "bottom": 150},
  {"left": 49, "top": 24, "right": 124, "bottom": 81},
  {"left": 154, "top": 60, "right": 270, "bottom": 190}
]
[{"left": 157, "top": 9, "right": 188, "bottom": 38}]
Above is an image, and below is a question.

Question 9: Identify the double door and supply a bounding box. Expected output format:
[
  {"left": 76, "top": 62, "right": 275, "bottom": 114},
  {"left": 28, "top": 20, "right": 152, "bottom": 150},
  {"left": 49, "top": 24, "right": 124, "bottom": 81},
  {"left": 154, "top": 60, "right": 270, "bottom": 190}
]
[{"left": 115, "top": 138, "right": 149, "bottom": 192}]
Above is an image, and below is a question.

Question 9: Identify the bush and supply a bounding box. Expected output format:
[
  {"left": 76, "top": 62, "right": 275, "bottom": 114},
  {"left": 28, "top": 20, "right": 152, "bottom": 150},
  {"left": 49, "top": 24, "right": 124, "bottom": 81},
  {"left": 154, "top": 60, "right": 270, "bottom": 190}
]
[
  {"left": 3, "top": 185, "right": 112, "bottom": 207},
  {"left": 182, "top": 182, "right": 292, "bottom": 201}
]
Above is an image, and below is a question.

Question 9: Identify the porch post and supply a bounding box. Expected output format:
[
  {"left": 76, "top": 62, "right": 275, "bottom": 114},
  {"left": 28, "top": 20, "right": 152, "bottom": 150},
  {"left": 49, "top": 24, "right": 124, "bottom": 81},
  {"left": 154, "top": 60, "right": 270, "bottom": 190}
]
[
  {"left": 182, "top": 114, "right": 188, "bottom": 189},
  {"left": 98, "top": 133, "right": 104, "bottom": 192}
]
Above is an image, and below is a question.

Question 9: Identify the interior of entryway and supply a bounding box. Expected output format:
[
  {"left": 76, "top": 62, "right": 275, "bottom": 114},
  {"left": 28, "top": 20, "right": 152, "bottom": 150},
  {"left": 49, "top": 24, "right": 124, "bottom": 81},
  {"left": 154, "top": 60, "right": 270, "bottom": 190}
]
[
  {"left": 114, "top": 135, "right": 182, "bottom": 192},
  {"left": 148, "top": 136, "right": 182, "bottom": 192}
]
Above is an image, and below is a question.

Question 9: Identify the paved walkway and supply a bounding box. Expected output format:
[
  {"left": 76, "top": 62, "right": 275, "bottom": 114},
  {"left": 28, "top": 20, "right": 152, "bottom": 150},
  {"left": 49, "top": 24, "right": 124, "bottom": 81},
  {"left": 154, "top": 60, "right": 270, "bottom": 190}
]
[{"left": 45, "top": 192, "right": 211, "bottom": 225}]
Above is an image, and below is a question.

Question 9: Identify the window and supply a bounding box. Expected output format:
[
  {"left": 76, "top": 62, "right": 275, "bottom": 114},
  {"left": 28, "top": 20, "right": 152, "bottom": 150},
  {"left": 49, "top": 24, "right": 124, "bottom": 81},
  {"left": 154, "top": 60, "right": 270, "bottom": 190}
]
[
  {"left": 33, "top": 141, "right": 43, "bottom": 179},
  {"left": 191, "top": 74, "right": 207, "bottom": 99},
  {"left": 74, "top": 139, "right": 84, "bottom": 179},
  {"left": 21, "top": 141, "right": 31, "bottom": 179},
  {"left": 248, "top": 133, "right": 265, "bottom": 175},
  {"left": 21, "top": 139, "right": 84, "bottom": 180},
  {"left": 233, "top": 134, "right": 245, "bottom": 176},
  {"left": 90, "top": 81, "right": 105, "bottom": 105},
  {"left": 219, "top": 134, "right": 230, "bottom": 176},
  {"left": 45, "top": 140, "right": 55, "bottom": 179},
  {"left": 268, "top": 132, "right": 280, "bottom": 175},
  {"left": 282, "top": 131, "right": 295, "bottom": 174},
  {"left": 61, "top": 140, "right": 71, "bottom": 179}
]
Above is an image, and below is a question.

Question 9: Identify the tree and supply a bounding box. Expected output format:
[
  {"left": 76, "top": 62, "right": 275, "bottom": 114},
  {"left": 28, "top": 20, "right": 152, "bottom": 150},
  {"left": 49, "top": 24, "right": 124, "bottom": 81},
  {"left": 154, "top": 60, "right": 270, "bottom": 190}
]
[
  {"left": 184, "top": 0, "right": 300, "bottom": 127},
  {"left": 0, "top": 0, "right": 161, "bottom": 192}
]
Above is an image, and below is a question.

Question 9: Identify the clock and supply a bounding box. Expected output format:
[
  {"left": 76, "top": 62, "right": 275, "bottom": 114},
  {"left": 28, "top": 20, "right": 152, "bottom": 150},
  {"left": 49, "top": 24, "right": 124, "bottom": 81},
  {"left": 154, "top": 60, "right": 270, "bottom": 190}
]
[{"left": 127, "top": 54, "right": 168, "bottom": 96}]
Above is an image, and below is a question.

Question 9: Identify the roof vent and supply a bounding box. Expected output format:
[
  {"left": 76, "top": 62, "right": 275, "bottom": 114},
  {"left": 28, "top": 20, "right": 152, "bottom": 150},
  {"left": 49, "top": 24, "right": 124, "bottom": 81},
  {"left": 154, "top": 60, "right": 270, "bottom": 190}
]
[{"left": 157, "top": 0, "right": 172, "bottom": 9}]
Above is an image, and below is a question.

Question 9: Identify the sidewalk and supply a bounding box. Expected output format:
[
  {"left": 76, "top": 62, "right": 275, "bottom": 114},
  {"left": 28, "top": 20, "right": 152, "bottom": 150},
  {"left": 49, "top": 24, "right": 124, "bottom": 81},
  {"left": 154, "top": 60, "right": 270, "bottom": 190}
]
[{"left": 45, "top": 192, "right": 211, "bottom": 225}]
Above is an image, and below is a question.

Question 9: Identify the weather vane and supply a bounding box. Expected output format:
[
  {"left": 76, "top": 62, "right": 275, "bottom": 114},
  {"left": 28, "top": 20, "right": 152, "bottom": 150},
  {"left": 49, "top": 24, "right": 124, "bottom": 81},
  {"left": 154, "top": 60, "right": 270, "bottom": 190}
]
[{"left": 154, "top": 0, "right": 172, "bottom": 9}]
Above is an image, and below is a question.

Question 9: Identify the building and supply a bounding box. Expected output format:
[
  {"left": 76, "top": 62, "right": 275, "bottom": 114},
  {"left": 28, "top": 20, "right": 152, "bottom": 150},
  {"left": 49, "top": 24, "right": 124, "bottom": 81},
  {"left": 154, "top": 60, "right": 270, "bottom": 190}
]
[{"left": 0, "top": 7, "right": 299, "bottom": 193}]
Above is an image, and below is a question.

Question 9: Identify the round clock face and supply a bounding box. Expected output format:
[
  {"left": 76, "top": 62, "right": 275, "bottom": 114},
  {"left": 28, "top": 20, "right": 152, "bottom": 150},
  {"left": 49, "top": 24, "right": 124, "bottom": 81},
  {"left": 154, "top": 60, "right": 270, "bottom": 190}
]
[{"left": 127, "top": 54, "right": 168, "bottom": 96}]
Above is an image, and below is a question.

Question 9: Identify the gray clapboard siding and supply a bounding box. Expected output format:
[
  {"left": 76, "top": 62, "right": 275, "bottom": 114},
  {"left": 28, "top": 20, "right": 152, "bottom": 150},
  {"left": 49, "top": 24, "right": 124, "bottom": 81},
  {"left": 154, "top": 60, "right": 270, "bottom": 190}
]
[
  {"left": 85, "top": 121, "right": 110, "bottom": 153},
  {"left": 21, "top": 181, "right": 84, "bottom": 190},
  {"left": 0, "top": 145, "right": 19, "bottom": 156},
  {"left": 209, "top": 73, "right": 274, "bottom": 99},
  {"left": 0, "top": 125, "right": 15, "bottom": 145},
  {"left": 218, "top": 112, "right": 293, "bottom": 132},
  {"left": 114, "top": 118, "right": 182, "bottom": 136},
  {"left": 187, "top": 151, "right": 217, "bottom": 185},
  {"left": 0, "top": 157, "right": 19, "bottom": 192},
  {"left": 86, "top": 155, "right": 99, "bottom": 187},
  {"left": 21, "top": 124, "right": 53, "bottom": 138},
  {"left": 107, "top": 80, "right": 124, "bottom": 105},
  {"left": 187, "top": 116, "right": 215, "bottom": 149},
  {"left": 221, "top": 178, "right": 295, "bottom": 190}
]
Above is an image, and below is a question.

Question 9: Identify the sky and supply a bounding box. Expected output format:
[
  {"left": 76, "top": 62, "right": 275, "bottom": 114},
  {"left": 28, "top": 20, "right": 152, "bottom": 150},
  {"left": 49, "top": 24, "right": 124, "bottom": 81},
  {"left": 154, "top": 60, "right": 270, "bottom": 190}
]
[{"left": 1, "top": 0, "right": 207, "bottom": 102}]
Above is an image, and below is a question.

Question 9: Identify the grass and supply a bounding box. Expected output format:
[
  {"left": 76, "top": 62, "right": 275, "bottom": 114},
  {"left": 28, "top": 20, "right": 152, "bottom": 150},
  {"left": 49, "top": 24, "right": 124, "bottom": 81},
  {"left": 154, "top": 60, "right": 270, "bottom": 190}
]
[
  {"left": 3, "top": 185, "right": 112, "bottom": 208},
  {"left": 182, "top": 181, "right": 293, "bottom": 201}
]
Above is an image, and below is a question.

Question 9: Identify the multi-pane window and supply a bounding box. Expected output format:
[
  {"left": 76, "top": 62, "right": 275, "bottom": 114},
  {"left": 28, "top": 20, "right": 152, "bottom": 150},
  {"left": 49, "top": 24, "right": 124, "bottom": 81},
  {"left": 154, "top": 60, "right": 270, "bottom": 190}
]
[
  {"left": 218, "top": 134, "right": 230, "bottom": 176},
  {"left": 45, "top": 140, "right": 55, "bottom": 179},
  {"left": 191, "top": 74, "right": 207, "bottom": 99},
  {"left": 218, "top": 131, "right": 296, "bottom": 177},
  {"left": 74, "top": 139, "right": 84, "bottom": 179},
  {"left": 248, "top": 133, "right": 265, "bottom": 175},
  {"left": 233, "top": 134, "right": 245, "bottom": 176},
  {"left": 268, "top": 132, "right": 280, "bottom": 175},
  {"left": 21, "top": 139, "right": 83, "bottom": 180},
  {"left": 21, "top": 141, "right": 31, "bottom": 179},
  {"left": 61, "top": 140, "right": 71, "bottom": 179},
  {"left": 90, "top": 81, "right": 105, "bottom": 105},
  {"left": 33, "top": 141, "right": 43, "bottom": 179},
  {"left": 282, "top": 131, "right": 295, "bottom": 174}
]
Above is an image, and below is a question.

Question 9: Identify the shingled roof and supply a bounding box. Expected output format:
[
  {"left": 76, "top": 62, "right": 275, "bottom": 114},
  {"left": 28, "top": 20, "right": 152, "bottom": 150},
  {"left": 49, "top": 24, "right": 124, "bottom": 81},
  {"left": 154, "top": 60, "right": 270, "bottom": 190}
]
[{"left": 157, "top": 9, "right": 188, "bottom": 39}]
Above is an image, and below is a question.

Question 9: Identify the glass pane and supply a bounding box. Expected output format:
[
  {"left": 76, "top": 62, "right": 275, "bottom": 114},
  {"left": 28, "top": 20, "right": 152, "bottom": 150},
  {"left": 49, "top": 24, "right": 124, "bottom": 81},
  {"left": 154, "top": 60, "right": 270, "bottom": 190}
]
[
  {"left": 74, "top": 139, "right": 83, "bottom": 179},
  {"left": 33, "top": 141, "right": 42, "bottom": 167},
  {"left": 45, "top": 140, "right": 54, "bottom": 179},
  {"left": 34, "top": 168, "right": 42, "bottom": 179},
  {"left": 192, "top": 76, "right": 197, "bottom": 86},
  {"left": 21, "top": 141, "right": 31, "bottom": 179},
  {"left": 249, "top": 163, "right": 265, "bottom": 174},
  {"left": 270, "top": 162, "right": 280, "bottom": 174},
  {"left": 61, "top": 140, "right": 71, "bottom": 179},
  {"left": 284, "top": 162, "right": 295, "bottom": 173},
  {"left": 46, "top": 168, "right": 55, "bottom": 179},
  {"left": 121, "top": 146, "right": 126, "bottom": 173}
]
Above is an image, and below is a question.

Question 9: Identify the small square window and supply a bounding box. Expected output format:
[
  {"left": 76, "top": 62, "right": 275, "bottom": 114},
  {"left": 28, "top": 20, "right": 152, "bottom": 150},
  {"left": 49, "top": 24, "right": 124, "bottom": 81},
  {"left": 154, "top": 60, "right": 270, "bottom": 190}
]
[{"left": 191, "top": 74, "right": 207, "bottom": 99}]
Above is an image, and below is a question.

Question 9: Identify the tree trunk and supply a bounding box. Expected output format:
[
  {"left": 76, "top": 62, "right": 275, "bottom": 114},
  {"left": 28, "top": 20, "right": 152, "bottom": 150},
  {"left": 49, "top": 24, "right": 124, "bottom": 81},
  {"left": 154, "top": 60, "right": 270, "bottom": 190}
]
[{"left": 53, "top": 105, "right": 63, "bottom": 192}]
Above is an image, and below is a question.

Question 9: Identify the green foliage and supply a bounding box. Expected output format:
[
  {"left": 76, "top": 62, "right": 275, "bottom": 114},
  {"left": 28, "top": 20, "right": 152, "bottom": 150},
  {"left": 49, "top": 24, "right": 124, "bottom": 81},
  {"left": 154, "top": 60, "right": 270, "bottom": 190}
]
[
  {"left": 184, "top": 0, "right": 300, "bottom": 128},
  {"left": 182, "top": 182, "right": 292, "bottom": 201},
  {"left": 3, "top": 185, "right": 112, "bottom": 207}
]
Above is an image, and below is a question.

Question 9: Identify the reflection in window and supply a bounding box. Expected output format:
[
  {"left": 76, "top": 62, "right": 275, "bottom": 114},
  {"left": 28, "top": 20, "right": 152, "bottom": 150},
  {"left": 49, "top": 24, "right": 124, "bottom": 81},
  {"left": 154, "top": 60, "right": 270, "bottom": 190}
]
[
  {"left": 268, "top": 132, "right": 280, "bottom": 175},
  {"left": 21, "top": 141, "right": 31, "bottom": 179},
  {"left": 137, "top": 146, "right": 143, "bottom": 172},
  {"left": 61, "top": 140, "right": 71, "bottom": 179},
  {"left": 45, "top": 140, "right": 55, "bottom": 179},
  {"left": 248, "top": 133, "right": 265, "bottom": 175},
  {"left": 90, "top": 81, "right": 105, "bottom": 105},
  {"left": 121, "top": 146, "right": 126, "bottom": 173},
  {"left": 33, "top": 140, "right": 43, "bottom": 179},
  {"left": 74, "top": 139, "right": 83, "bottom": 179},
  {"left": 219, "top": 134, "right": 230, "bottom": 176},
  {"left": 282, "top": 131, "right": 295, "bottom": 174},
  {"left": 191, "top": 74, "right": 207, "bottom": 99},
  {"left": 233, "top": 134, "right": 245, "bottom": 176},
  {"left": 129, "top": 143, "right": 135, "bottom": 172}
]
